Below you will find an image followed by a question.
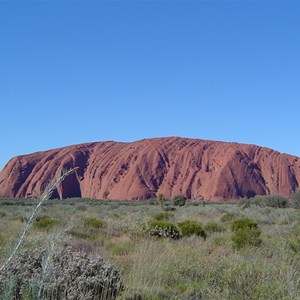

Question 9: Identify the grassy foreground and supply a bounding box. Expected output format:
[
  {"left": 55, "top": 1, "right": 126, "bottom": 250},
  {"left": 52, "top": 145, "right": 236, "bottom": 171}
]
[{"left": 0, "top": 198, "right": 299, "bottom": 299}]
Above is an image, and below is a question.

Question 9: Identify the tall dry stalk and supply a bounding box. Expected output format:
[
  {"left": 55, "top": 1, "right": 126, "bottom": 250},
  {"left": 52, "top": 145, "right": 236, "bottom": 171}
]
[{"left": 0, "top": 167, "right": 78, "bottom": 272}]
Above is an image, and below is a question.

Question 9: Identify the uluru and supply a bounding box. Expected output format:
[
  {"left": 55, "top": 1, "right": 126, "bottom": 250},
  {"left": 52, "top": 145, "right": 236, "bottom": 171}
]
[{"left": 0, "top": 137, "right": 299, "bottom": 201}]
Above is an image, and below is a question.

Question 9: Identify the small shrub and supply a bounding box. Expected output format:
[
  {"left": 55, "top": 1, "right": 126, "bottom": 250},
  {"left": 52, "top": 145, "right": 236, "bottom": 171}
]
[
  {"left": 290, "top": 188, "right": 300, "bottom": 209},
  {"left": 264, "top": 195, "right": 288, "bottom": 208},
  {"left": 75, "top": 203, "right": 88, "bottom": 211},
  {"left": 172, "top": 195, "right": 187, "bottom": 207},
  {"left": 238, "top": 198, "right": 251, "bottom": 208},
  {"left": 69, "top": 228, "right": 92, "bottom": 239},
  {"left": 10, "top": 215, "right": 25, "bottom": 222},
  {"left": 145, "top": 220, "right": 180, "bottom": 239},
  {"left": 231, "top": 218, "right": 258, "bottom": 232},
  {"left": 156, "top": 193, "right": 166, "bottom": 209},
  {"left": 33, "top": 218, "right": 60, "bottom": 230},
  {"left": 240, "top": 195, "right": 289, "bottom": 208},
  {"left": 231, "top": 218, "right": 262, "bottom": 249},
  {"left": 204, "top": 223, "right": 225, "bottom": 233},
  {"left": 84, "top": 217, "right": 105, "bottom": 228},
  {"left": 287, "top": 236, "right": 300, "bottom": 253},
  {"left": 110, "top": 241, "right": 135, "bottom": 256},
  {"left": 153, "top": 212, "right": 174, "bottom": 221},
  {"left": 177, "top": 221, "right": 206, "bottom": 238},
  {"left": 221, "top": 212, "right": 236, "bottom": 223},
  {"left": 231, "top": 227, "right": 262, "bottom": 250},
  {"left": 0, "top": 246, "right": 124, "bottom": 299},
  {"left": 164, "top": 206, "right": 176, "bottom": 211},
  {"left": 110, "top": 202, "right": 120, "bottom": 209}
]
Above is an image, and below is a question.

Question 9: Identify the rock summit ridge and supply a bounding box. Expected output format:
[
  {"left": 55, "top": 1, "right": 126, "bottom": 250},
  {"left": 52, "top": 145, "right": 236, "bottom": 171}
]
[{"left": 0, "top": 137, "right": 299, "bottom": 201}]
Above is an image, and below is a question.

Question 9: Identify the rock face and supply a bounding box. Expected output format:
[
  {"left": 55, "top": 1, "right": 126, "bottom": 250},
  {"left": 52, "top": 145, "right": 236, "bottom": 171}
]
[{"left": 0, "top": 137, "right": 300, "bottom": 201}]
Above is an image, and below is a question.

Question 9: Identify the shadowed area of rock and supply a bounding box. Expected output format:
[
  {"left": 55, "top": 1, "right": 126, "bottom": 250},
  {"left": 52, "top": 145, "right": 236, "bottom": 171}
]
[{"left": 1, "top": 137, "right": 299, "bottom": 201}]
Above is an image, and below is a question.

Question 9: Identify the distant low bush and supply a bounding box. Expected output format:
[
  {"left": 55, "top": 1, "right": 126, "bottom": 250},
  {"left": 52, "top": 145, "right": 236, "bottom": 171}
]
[
  {"left": 110, "top": 240, "right": 135, "bottom": 256},
  {"left": 156, "top": 193, "right": 166, "bottom": 209},
  {"left": 75, "top": 203, "right": 88, "bottom": 211},
  {"left": 290, "top": 188, "right": 300, "bottom": 209},
  {"left": 153, "top": 212, "right": 174, "bottom": 221},
  {"left": 221, "top": 212, "right": 236, "bottom": 223},
  {"left": 287, "top": 236, "right": 300, "bottom": 253},
  {"left": 231, "top": 217, "right": 262, "bottom": 249},
  {"left": 172, "top": 195, "right": 187, "bottom": 207},
  {"left": 239, "top": 195, "right": 289, "bottom": 208},
  {"left": 177, "top": 221, "right": 206, "bottom": 238},
  {"left": 231, "top": 217, "right": 258, "bottom": 232},
  {"left": 164, "top": 206, "right": 176, "bottom": 211},
  {"left": 145, "top": 220, "right": 180, "bottom": 239},
  {"left": 33, "top": 218, "right": 60, "bottom": 231},
  {"left": 84, "top": 217, "right": 105, "bottom": 228},
  {"left": 204, "top": 223, "right": 226, "bottom": 234}
]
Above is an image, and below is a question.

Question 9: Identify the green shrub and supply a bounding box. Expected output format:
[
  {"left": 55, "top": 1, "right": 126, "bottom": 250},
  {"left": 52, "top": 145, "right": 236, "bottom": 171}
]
[
  {"left": 33, "top": 218, "right": 60, "bottom": 230},
  {"left": 146, "top": 220, "right": 180, "bottom": 239},
  {"left": 231, "top": 218, "right": 262, "bottom": 249},
  {"left": 84, "top": 217, "right": 105, "bottom": 228},
  {"left": 177, "top": 221, "right": 206, "bottom": 238},
  {"left": 231, "top": 227, "right": 262, "bottom": 250},
  {"left": 172, "top": 195, "right": 187, "bottom": 207},
  {"left": 164, "top": 206, "right": 176, "bottom": 211},
  {"left": 239, "top": 195, "right": 289, "bottom": 208},
  {"left": 110, "top": 241, "right": 135, "bottom": 256},
  {"left": 221, "top": 212, "right": 236, "bottom": 222},
  {"left": 204, "top": 223, "right": 225, "bottom": 233},
  {"left": 287, "top": 236, "right": 300, "bottom": 253},
  {"left": 156, "top": 193, "right": 166, "bottom": 209},
  {"left": 290, "top": 188, "right": 300, "bottom": 209},
  {"left": 153, "top": 212, "right": 174, "bottom": 221},
  {"left": 75, "top": 203, "right": 88, "bottom": 211},
  {"left": 231, "top": 217, "right": 258, "bottom": 232}
]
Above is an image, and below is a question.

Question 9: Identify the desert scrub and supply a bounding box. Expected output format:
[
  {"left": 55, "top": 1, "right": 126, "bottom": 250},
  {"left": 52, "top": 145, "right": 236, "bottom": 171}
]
[
  {"left": 286, "top": 235, "right": 300, "bottom": 253},
  {"left": 0, "top": 246, "right": 124, "bottom": 300},
  {"left": 231, "top": 217, "right": 262, "bottom": 249},
  {"left": 109, "top": 236, "right": 135, "bottom": 256},
  {"left": 33, "top": 217, "right": 60, "bottom": 231},
  {"left": 177, "top": 220, "right": 206, "bottom": 238},
  {"left": 239, "top": 195, "right": 289, "bottom": 208},
  {"left": 152, "top": 212, "right": 174, "bottom": 221},
  {"left": 0, "top": 168, "right": 78, "bottom": 273},
  {"left": 84, "top": 217, "right": 105, "bottom": 229},
  {"left": 172, "top": 195, "right": 187, "bottom": 207},
  {"left": 204, "top": 222, "right": 226, "bottom": 234},
  {"left": 144, "top": 220, "right": 180, "bottom": 239},
  {"left": 156, "top": 193, "right": 166, "bottom": 210},
  {"left": 221, "top": 212, "right": 236, "bottom": 223},
  {"left": 290, "top": 188, "right": 300, "bottom": 209}
]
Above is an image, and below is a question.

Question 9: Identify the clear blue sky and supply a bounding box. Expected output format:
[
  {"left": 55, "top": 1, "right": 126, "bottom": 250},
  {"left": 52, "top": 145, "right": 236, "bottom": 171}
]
[{"left": 1, "top": 0, "right": 300, "bottom": 170}]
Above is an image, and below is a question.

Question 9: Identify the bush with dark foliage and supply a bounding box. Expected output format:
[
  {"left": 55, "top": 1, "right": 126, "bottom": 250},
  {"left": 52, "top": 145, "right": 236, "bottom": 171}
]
[
  {"left": 172, "top": 195, "right": 187, "bottom": 207},
  {"left": 145, "top": 220, "right": 180, "bottom": 239},
  {"left": 177, "top": 220, "right": 206, "bottom": 238},
  {"left": 231, "top": 218, "right": 262, "bottom": 250}
]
